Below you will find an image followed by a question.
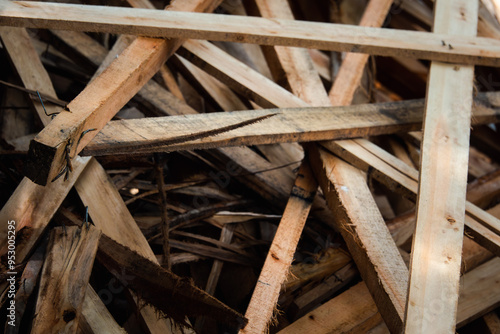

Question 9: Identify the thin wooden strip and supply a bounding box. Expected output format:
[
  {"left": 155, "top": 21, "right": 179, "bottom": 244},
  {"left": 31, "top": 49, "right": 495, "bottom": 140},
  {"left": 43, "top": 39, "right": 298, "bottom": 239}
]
[
  {"left": 308, "top": 145, "right": 408, "bottom": 332},
  {"left": 2, "top": 1, "right": 500, "bottom": 66},
  {"left": 31, "top": 226, "right": 101, "bottom": 334},
  {"left": 83, "top": 94, "right": 500, "bottom": 156},
  {"left": 23, "top": 0, "right": 223, "bottom": 186},
  {"left": 240, "top": 161, "right": 317, "bottom": 334}
]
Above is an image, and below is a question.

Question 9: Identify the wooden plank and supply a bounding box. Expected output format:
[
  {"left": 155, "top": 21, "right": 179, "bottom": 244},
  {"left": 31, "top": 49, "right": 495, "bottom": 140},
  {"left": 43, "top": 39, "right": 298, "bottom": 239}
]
[
  {"left": 308, "top": 145, "right": 408, "bottom": 332},
  {"left": 2, "top": 1, "right": 500, "bottom": 67},
  {"left": 405, "top": 2, "right": 478, "bottom": 330},
  {"left": 22, "top": 0, "right": 223, "bottom": 185},
  {"left": 79, "top": 286, "right": 126, "bottom": 334},
  {"left": 31, "top": 225, "right": 101, "bottom": 334},
  {"left": 0, "top": 156, "right": 90, "bottom": 264},
  {"left": 322, "top": 139, "right": 500, "bottom": 257},
  {"left": 240, "top": 161, "right": 317, "bottom": 333},
  {"left": 0, "top": 26, "right": 58, "bottom": 126},
  {"left": 280, "top": 256, "right": 500, "bottom": 333},
  {"left": 97, "top": 233, "right": 248, "bottom": 330},
  {"left": 73, "top": 158, "right": 192, "bottom": 334},
  {"left": 83, "top": 94, "right": 500, "bottom": 156}
]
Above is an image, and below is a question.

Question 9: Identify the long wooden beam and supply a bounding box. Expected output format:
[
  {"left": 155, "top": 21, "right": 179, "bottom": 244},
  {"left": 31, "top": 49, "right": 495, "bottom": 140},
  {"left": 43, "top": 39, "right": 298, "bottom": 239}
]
[
  {"left": 82, "top": 93, "right": 500, "bottom": 156},
  {"left": 405, "top": 2, "right": 478, "bottom": 332},
  {"left": 21, "top": 0, "right": 223, "bottom": 186},
  {"left": 2, "top": 1, "right": 500, "bottom": 67}
]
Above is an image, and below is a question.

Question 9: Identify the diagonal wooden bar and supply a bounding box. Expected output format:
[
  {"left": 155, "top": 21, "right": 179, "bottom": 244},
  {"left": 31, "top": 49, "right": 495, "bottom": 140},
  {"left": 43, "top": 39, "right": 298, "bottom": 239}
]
[
  {"left": 405, "top": 1, "right": 478, "bottom": 332},
  {"left": 21, "top": 0, "right": 223, "bottom": 185}
]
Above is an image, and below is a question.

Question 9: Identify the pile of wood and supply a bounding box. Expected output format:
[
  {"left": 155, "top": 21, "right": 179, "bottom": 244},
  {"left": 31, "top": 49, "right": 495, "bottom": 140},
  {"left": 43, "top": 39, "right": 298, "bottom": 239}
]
[{"left": 1, "top": 0, "right": 500, "bottom": 333}]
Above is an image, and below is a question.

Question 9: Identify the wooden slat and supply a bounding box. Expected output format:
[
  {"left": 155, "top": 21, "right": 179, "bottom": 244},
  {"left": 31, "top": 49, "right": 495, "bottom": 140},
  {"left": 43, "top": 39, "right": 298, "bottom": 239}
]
[
  {"left": 308, "top": 145, "right": 407, "bottom": 332},
  {"left": 405, "top": 2, "right": 478, "bottom": 331},
  {"left": 22, "top": 0, "right": 223, "bottom": 185},
  {"left": 31, "top": 226, "right": 101, "bottom": 334},
  {"left": 280, "top": 256, "right": 500, "bottom": 333},
  {"left": 321, "top": 139, "right": 500, "bottom": 257},
  {"left": 73, "top": 158, "right": 192, "bottom": 334},
  {"left": 97, "top": 234, "right": 248, "bottom": 330},
  {"left": 241, "top": 161, "right": 317, "bottom": 333},
  {"left": 79, "top": 286, "right": 127, "bottom": 334},
  {"left": 2, "top": 1, "right": 500, "bottom": 67},
  {"left": 0, "top": 26, "right": 57, "bottom": 126},
  {"left": 83, "top": 94, "right": 500, "bottom": 156}
]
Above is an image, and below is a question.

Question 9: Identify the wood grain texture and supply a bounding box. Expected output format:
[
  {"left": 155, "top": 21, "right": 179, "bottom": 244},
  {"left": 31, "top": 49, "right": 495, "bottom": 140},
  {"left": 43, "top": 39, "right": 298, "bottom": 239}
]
[
  {"left": 31, "top": 226, "right": 101, "bottom": 334},
  {"left": 309, "top": 145, "right": 408, "bottom": 332},
  {"left": 405, "top": 1, "right": 478, "bottom": 332},
  {"left": 241, "top": 161, "right": 317, "bottom": 334},
  {"left": 83, "top": 93, "right": 500, "bottom": 156},
  {"left": 2, "top": 1, "right": 500, "bottom": 66}
]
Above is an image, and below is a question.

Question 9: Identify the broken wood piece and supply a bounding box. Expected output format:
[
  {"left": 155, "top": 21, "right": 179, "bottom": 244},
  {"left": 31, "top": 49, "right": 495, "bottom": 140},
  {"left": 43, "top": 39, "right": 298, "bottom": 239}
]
[
  {"left": 31, "top": 225, "right": 101, "bottom": 334},
  {"left": 3, "top": 1, "right": 500, "bottom": 67},
  {"left": 23, "top": 0, "right": 224, "bottom": 185},
  {"left": 97, "top": 233, "right": 248, "bottom": 330},
  {"left": 308, "top": 144, "right": 408, "bottom": 333},
  {"left": 79, "top": 286, "right": 127, "bottom": 334},
  {"left": 241, "top": 161, "right": 317, "bottom": 334},
  {"left": 83, "top": 93, "right": 500, "bottom": 156}
]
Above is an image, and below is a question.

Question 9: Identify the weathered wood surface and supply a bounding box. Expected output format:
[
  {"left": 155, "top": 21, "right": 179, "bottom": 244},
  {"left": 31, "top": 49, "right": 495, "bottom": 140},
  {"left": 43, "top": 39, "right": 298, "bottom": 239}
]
[
  {"left": 22, "top": 0, "right": 223, "bottom": 185},
  {"left": 31, "top": 226, "right": 101, "bottom": 334},
  {"left": 82, "top": 93, "right": 500, "bottom": 156},
  {"left": 241, "top": 161, "right": 317, "bottom": 333},
  {"left": 2, "top": 1, "right": 500, "bottom": 67},
  {"left": 405, "top": 1, "right": 478, "bottom": 332}
]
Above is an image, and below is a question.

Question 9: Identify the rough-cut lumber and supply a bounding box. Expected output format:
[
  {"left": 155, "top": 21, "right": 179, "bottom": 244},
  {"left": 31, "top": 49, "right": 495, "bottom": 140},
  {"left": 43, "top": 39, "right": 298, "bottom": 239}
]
[
  {"left": 79, "top": 286, "right": 126, "bottom": 334},
  {"left": 280, "top": 256, "right": 500, "bottom": 333},
  {"left": 31, "top": 226, "right": 101, "bottom": 334},
  {"left": 22, "top": 0, "right": 223, "bottom": 185},
  {"left": 322, "top": 139, "right": 500, "bottom": 257},
  {"left": 241, "top": 161, "right": 317, "bottom": 334},
  {"left": 2, "top": 1, "right": 500, "bottom": 67},
  {"left": 456, "top": 257, "right": 500, "bottom": 327},
  {"left": 97, "top": 233, "right": 248, "bottom": 330},
  {"left": 0, "top": 156, "right": 89, "bottom": 263},
  {"left": 73, "top": 158, "right": 191, "bottom": 334},
  {"left": 83, "top": 94, "right": 500, "bottom": 156},
  {"left": 308, "top": 145, "right": 408, "bottom": 333},
  {"left": 278, "top": 282, "right": 382, "bottom": 334},
  {"left": 0, "top": 27, "right": 57, "bottom": 126},
  {"left": 405, "top": 1, "right": 478, "bottom": 330}
]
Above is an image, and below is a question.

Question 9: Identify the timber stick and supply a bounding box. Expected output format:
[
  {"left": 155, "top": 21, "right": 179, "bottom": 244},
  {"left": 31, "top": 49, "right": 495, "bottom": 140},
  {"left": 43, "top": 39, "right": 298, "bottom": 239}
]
[
  {"left": 0, "top": 157, "right": 90, "bottom": 263},
  {"left": 405, "top": 1, "right": 478, "bottom": 330},
  {"left": 2, "top": 1, "right": 500, "bottom": 67},
  {"left": 405, "top": 0, "right": 479, "bottom": 333},
  {"left": 280, "top": 256, "right": 500, "bottom": 334},
  {"left": 83, "top": 94, "right": 500, "bottom": 156},
  {"left": 97, "top": 233, "right": 248, "bottom": 330},
  {"left": 240, "top": 161, "right": 317, "bottom": 334},
  {"left": 322, "top": 139, "right": 500, "bottom": 256},
  {"left": 308, "top": 145, "right": 407, "bottom": 332},
  {"left": 73, "top": 158, "right": 192, "bottom": 334},
  {"left": 22, "top": 0, "right": 223, "bottom": 186},
  {"left": 79, "top": 286, "right": 126, "bottom": 334},
  {"left": 483, "top": 311, "right": 500, "bottom": 333},
  {"left": 250, "top": 0, "right": 330, "bottom": 106},
  {"left": 0, "top": 27, "right": 58, "bottom": 126},
  {"left": 31, "top": 226, "right": 101, "bottom": 334}
]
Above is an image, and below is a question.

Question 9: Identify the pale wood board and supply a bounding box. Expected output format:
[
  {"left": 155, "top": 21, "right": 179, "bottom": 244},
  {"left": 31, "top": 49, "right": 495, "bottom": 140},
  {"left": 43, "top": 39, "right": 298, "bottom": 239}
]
[{"left": 2, "top": 1, "right": 500, "bottom": 66}]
